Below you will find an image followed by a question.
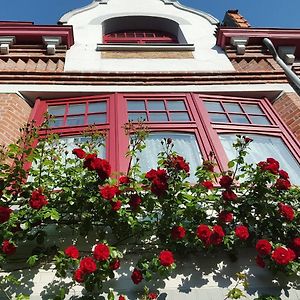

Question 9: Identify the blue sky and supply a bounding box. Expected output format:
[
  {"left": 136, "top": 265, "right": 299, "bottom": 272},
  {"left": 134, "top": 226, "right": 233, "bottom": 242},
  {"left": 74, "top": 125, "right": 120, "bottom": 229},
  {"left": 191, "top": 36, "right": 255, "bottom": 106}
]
[{"left": 0, "top": 0, "right": 299, "bottom": 28}]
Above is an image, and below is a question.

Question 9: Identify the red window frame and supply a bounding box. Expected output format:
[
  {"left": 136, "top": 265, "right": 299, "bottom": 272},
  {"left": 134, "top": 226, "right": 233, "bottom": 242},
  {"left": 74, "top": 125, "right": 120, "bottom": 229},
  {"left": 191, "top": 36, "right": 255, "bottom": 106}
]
[{"left": 103, "top": 30, "right": 178, "bottom": 44}]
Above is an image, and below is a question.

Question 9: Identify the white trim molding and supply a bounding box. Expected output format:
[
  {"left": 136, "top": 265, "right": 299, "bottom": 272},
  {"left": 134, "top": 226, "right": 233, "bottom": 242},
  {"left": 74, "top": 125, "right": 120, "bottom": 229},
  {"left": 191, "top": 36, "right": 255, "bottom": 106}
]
[
  {"left": 96, "top": 43, "right": 195, "bottom": 51},
  {"left": 230, "top": 37, "right": 248, "bottom": 55},
  {"left": 42, "top": 36, "right": 62, "bottom": 55}
]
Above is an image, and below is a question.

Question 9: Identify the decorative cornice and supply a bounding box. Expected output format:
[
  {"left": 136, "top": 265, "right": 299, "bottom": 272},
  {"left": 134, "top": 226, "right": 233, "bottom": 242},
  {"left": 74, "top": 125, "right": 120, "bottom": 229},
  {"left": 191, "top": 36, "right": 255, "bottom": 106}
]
[{"left": 96, "top": 43, "right": 195, "bottom": 51}]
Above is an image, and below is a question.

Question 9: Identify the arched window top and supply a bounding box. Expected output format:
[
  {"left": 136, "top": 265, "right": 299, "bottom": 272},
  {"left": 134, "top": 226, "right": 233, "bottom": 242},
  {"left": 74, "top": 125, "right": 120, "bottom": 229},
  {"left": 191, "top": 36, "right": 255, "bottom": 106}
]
[{"left": 104, "top": 30, "right": 178, "bottom": 44}]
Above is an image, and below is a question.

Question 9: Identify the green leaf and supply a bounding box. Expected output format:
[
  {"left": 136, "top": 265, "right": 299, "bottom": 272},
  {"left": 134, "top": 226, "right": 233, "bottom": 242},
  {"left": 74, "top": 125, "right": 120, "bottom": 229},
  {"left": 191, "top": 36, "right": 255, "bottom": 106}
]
[
  {"left": 16, "top": 294, "right": 30, "bottom": 300},
  {"left": 108, "top": 289, "right": 115, "bottom": 300},
  {"left": 228, "top": 160, "right": 235, "bottom": 168},
  {"left": 27, "top": 255, "right": 39, "bottom": 267}
]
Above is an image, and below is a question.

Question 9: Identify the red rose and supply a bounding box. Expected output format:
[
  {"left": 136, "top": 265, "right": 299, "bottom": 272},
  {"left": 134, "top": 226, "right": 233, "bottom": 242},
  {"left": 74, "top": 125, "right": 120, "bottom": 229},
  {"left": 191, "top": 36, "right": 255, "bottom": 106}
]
[
  {"left": 99, "top": 185, "right": 119, "bottom": 200},
  {"left": 219, "top": 176, "right": 233, "bottom": 189},
  {"left": 129, "top": 194, "right": 142, "bottom": 210},
  {"left": 74, "top": 268, "right": 85, "bottom": 283},
  {"left": 72, "top": 148, "right": 86, "bottom": 159},
  {"left": 222, "top": 190, "right": 237, "bottom": 201},
  {"left": 202, "top": 160, "right": 214, "bottom": 172},
  {"left": 111, "top": 200, "right": 122, "bottom": 211},
  {"left": 256, "top": 240, "right": 272, "bottom": 256},
  {"left": 95, "top": 158, "right": 111, "bottom": 181},
  {"left": 159, "top": 250, "right": 175, "bottom": 267},
  {"left": 291, "top": 237, "right": 300, "bottom": 250},
  {"left": 2, "top": 240, "right": 16, "bottom": 255},
  {"left": 201, "top": 181, "right": 214, "bottom": 190},
  {"left": 210, "top": 225, "right": 225, "bottom": 246},
  {"left": 171, "top": 226, "right": 186, "bottom": 240},
  {"left": 271, "top": 246, "right": 296, "bottom": 265},
  {"left": 109, "top": 259, "right": 121, "bottom": 270},
  {"left": 278, "top": 203, "right": 294, "bottom": 221},
  {"left": 244, "top": 137, "right": 253, "bottom": 143},
  {"left": 119, "top": 296, "right": 126, "bottom": 300},
  {"left": 218, "top": 211, "right": 233, "bottom": 224},
  {"left": 279, "top": 170, "right": 289, "bottom": 180},
  {"left": 196, "top": 224, "right": 212, "bottom": 246},
  {"left": 258, "top": 158, "right": 279, "bottom": 175},
  {"left": 235, "top": 225, "right": 249, "bottom": 240},
  {"left": 275, "top": 178, "right": 291, "bottom": 190},
  {"left": 83, "top": 154, "right": 97, "bottom": 170},
  {"left": 119, "top": 175, "right": 130, "bottom": 185},
  {"left": 255, "top": 255, "right": 265, "bottom": 268},
  {"left": 93, "top": 243, "right": 110, "bottom": 261},
  {"left": 151, "top": 178, "right": 168, "bottom": 196},
  {"left": 171, "top": 155, "right": 190, "bottom": 173},
  {"left": 148, "top": 293, "right": 158, "bottom": 299},
  {"left": 0, "top": 206, "right": 12, "bottom": 223},
  {"left": 79, "top": 257, "right": 97, "bottom": 273},
  {"left": 131, "top": 268, "right": 143, "bottom": 284},
  {"left": 65, "top": 245, "right": 79, "bottom": 259},
  {"left": 145, "top": 169, "right": 158, "bottom": 181},
  {"left": 29, "top": 189, "right": 48, "bottom": 209}
]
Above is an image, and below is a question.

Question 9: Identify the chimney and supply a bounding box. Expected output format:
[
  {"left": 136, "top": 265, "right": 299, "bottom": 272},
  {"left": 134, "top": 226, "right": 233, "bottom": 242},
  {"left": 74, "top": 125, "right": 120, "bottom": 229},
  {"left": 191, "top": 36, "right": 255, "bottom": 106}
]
[{"left": 222, "top": 10, "right": 251, "bottom": 28}]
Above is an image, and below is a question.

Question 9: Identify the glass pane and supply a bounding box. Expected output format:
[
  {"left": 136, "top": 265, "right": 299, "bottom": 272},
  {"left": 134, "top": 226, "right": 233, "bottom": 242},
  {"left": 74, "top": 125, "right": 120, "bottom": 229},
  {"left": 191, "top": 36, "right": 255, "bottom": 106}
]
[
  {"left": 230, "top": 114, "right": 250, "bottom": 124},
  {"left": 223, "top": 103, "right": 243, "bottom": 113},
  {"left": 170, "top": 112, "right": 190, "bottom": 121},
  {"left": 167, "top": 100, "right": 186, "bottom": 111},
  {"left": 68, "top": 104, "right": 85, "bottom": 115},
  {"left": 49, "top": 117, "right": 64, "bottom": 127},
  {"left": 88, "top": 114, "right": 106, "bottom": 124},
  {"left": 149, "top": 112, "right": 168, "bottom": 122},
  {"left": 136, "top": 132, "right": 202, "bottom": 182},
  {"left": 204, "top": 101, "right": 224, "bottom": 112},
  {"left": 66, "top": 116, "right": 85, "bottom": 126},
  {"left": 250, "top": 115, "right": 271, "bottom": 125},
  {"left": 243, "top": 104, "right": 264, "bottom": 114},
  {"left": 48, "top": 105, "right": 65, "bottom": 116},
  {"left": 128, "top": 112, "right": 147, "bottom": 122},
  {"left": 89, "top": 102, "right": 106, "bottom": 113},
  {"left": 219, "top": 134, "right": 300, "bottom": 185},
  {"left": 209, "top": 113, "right": 229, "bottom": 123},
  {"left": 148, "top": 100, "right": 165, "bottom": 111},
  {"left": 127, "top": 101, "right": 146, "bottom": 111}
]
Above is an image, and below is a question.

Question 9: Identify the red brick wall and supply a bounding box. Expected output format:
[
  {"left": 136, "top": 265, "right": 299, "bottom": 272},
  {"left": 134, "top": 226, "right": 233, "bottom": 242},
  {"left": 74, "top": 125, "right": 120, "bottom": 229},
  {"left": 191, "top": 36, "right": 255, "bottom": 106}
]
[
  {"left": 0, "top": 93, "right": 32, "bottom": 145},
  {"left": 273, "top": 92, "right": 300, "bottom": 141}
]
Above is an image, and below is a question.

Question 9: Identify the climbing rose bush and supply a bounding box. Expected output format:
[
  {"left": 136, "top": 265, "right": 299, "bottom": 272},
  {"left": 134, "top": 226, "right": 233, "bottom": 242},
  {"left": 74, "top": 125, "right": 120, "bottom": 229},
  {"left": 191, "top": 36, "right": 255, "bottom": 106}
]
[{"left": 0, "top": 122, "right": 299, "bottom": 299}]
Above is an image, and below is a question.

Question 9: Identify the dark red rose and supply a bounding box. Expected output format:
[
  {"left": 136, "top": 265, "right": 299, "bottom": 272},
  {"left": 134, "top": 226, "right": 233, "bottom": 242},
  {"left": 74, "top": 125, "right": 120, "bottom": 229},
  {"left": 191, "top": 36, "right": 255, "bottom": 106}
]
[
  {"left": 202, "top": 160, "right": 214, "bottom": 172},
  {"left": 131, "top": 268, "right": 143, "bottom": 284},
  {"left": 145, "top": 169, "right": 158, "bottom": 181},
  {"left": 119, "top": 175, "right": 130, "bottom": 185},
  {"left": 159, "top": 250, "right": 175, "bottom": 266},
  {"left": 119, "top": 296, "right": 126, "bottom": 300},
  {"left": 151, "top": 178, "right": 168, "bottom": 196},
  {"left": 79, "top": 257, "right": 97, "bottom": 273},
  {"left": 74, "top": 268, "right": 85, "bottom": 283},
  {"left": 258, "top": 158, "right": 279, "bottom": 175},
  {"left": 29, "top": 189, "right": 48, "bottom": 209},
  {"left": 275, "top": 178, "right": 291, "bottom": 190},
  {"left": 171, "top": 226, "right": 186, "bottom": 240},
  {"left": 0, "top": 206, "right": 12, "bottom": 223},
  {"left": 256, "top": 255, "right": 265, "bottom": 268},
  {"left": 171, "top": 155, "right": 190, "bottom": 173},
  {"left": 222, "top": 190, "right": 237, "bottom": 201},
  {"left": 235, "top": 225, "right": 249, "bottom": 240},
  {"left": 148, "top": 293, "right": 158, "bottom": 299},
  {"left": 271, "top": 246, "right": 296, "bottom": 265},
  {"left": 291, "top": 237, "right": 300, "bottom": 250},
  {"left": 83, "top": 154, "right": 97, "bottom": 170},
  {"left": 201, "top": 181, "right": 214, "bottom": 190},
  {"left": 279, "top": 170, "right": 289, "bottom": 180},
  {"left": 210, "top": 225, "right": 225, "bottom": 246},
  {"left": 278, "top": 203, "right": 294, "bottom": 221},
  {"left": 2, "top": 240, "right": 16, "bottom": 255},
  {"left": 94, "top": 158, "right": 111, "bottom": 181},
  {"left": 93, "top": 243, "right": 110, "bottom": 261},
  {"left": 256, "top": 240, "right": 272, "bottom": 256},
  {"left": 109, "top": 259, "right": 121, "bottom": 270},
  {"left": 196, "top": 224, "right": 212, "bottom": 246},
  {"left": 129, "top": 194, "right": 142, "bottom": 210},
  {"left": 244, "top": 137, "right": 253, "bottom": 143},
  {"left": 218, "top": 211, "right": 233, "bottom": 224},
  {"left": 72, "top": 148, "right": 86, "bottom": 159},
  {"left": 156, "top": 169, "right": 168, "bottom": 180},
  {"left": 111, "top": 200, "right": 122, "bottom": 211},
  {"left": 65, "top": 245, "right": 79, "bottom": 259},
  {"left": 219, "top": 176, "right": 233, "bottom": 189},
  {"left": 99, "top": 185, "right": 119, "bottom": 200}
]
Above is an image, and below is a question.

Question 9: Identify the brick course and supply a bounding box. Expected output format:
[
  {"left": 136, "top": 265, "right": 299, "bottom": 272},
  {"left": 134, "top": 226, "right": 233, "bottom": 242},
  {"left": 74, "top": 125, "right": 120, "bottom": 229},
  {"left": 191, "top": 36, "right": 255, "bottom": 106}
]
[{"left": 101, "top": 51, "right": 194, "bottom": 59}]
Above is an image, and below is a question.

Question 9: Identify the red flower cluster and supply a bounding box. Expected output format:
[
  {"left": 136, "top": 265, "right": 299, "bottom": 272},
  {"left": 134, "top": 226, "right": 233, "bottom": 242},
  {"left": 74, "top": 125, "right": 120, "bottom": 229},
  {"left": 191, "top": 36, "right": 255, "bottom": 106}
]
[
  {"left": 80, "top": 257, "right": 97, "bottom": 273},
  {"left": 29, "top": 189, "right": 48, "bottom": 209},
  {"left": 256, "top": 240, "right": 272, "bottom": 256},
  {"left": 119, "top": 175, "right": 130, "bottom": 185},
  {"left": 275, "top": 178, "right": 291, "bottom": 190},
  {"left": 291, "top": 237, "right": 300, "bottom": 257},
  {"left": 99, "top": 185, "right": 120, "bottom": 200},
  {"left": 83, "top": 153, "right": 111, "bottom": 181},
  {"left": 65, "top": 245, "right": 80, "bottom": 259},
  {"left": 146, "top": 169, "right": 168, "bottom": 196},
  {"left": 243, "top": 137, "right": 253, "bottom": 143},
  {"left": 222, "top": 190, "right": 237, "bottom": 201},
  {"left": 279, "top": 169, "right": 289, "bottom": 180},
  {"left": 131, "top": 268, "right": 143, "bottom": 284},
  {"left": 171, "top": 225, "right": 186, "bottom": 240},
  {"left": 201, "top": 180, "right": 214, "bottom": 190},
  {"left": 111, "top": 200, "right": 122, "bottom": 211},
  {"left": 170, "top": 155, "right": 190, "bottom": 173},
  {"left": 235, "top": 225, "right": 249, "bottom": 240},
  {"left": 2, "top": 240, "right": 16, "bottom": 255},
  {"left": 72, "top": 148, "right": 86, "bottom": 159},
  {"left": 109, "top": 259, "right": 121, "bottom": 270},
  {"left": 271, "top": 246, "right": 296, "bottom": 265},
  {"left": 196, "top": 224, "right": 225, "bottom": 246},
  {"left": 74, "top": 268, "right": 85, "bottom": 283},
  {"left": 218, "top": 211, "right": 233, "bottom": 224},
  {"left": 93, "top": 243, "right": 110, "bottom": 261},
  {"left": 129, "top": 194, "right": 142, "bottom": 210},
  {"left": 219, "top": 175, "right": 233, "bottom": 189},
  {"left": 0, "top": 206, "right": 12, "bottom": 223},
  {"left": 159, "top": 250, "right": 175, "bottom": 266},
  {"left": 258, "top": 158, "right": 280, "bottom": 175},
  {"left": 119, "top": 296, "right": 126, "bottom": 300},
  {"left": 278, "top": 202, "right": 294, "bottom": 221},
  {"left": 148, "top": 293, "right": 158, "bottom": 299}
]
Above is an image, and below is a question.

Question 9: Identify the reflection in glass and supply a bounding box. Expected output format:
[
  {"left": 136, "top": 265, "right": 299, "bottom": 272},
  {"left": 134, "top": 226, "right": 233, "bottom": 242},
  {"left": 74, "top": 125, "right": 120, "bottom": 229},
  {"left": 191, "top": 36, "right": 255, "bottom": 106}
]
[
  {"left": 170, "top": 112, "right": 190, "bottom": 121},
  {"left": 243, "top": 104, "right": 264, "bottom": 114},
  {"left": 89, "top": 102, "right": 106, "bottom": 113},
  {"left": 230, "top": 114, "right": 250, "bottom": 124},
  {"left": 209, "top": 113, "right": 229, "bottom": 123},
  {"left": 149, "top": 112, "right": 168, "bottom": 122},
  {"left": 148, "top": 100, "right": 165, "bottom": 111},
  {"left": 167, "top": 100, "right": 186, "bottom": 111},
  {"left": 88, "top": 114, "right": 106, "bottom": 124},
  {"left": 204, "top": 101, "right": 224, "bottom": 112},
  {"left": 127, "top": 101, "right": 146, "bottom": 111},
  {"left": 66, "top": 116, "right": 85, "bottom": 126},
  {"left": 223, "top": 103, "right": 243, "bottom": 113},
  {"left": 128, "top": 112, "right": 147, "bottom": 122},
  {"left": 48, "top": 105, "right": 65, "bottom": 116},
  {"left": 68, "top": 104, "right": 85, "bottom": 115}
]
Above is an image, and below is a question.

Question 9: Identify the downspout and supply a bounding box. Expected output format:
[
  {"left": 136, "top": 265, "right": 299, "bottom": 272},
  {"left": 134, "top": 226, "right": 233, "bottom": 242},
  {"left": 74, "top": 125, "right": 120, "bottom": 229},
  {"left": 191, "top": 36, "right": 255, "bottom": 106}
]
[{"left": 263, "top": 38, "right": 300, "bottom": 95}]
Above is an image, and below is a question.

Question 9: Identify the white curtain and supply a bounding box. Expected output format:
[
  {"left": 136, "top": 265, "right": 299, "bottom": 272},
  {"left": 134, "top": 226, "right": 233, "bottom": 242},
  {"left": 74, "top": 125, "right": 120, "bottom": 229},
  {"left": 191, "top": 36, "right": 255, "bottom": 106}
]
[
  {"left": 219, "top": 134, "right": 300, "bottom": 185},
  {"left": 136, "top": 132, "right": 202, "bottom": 182}
]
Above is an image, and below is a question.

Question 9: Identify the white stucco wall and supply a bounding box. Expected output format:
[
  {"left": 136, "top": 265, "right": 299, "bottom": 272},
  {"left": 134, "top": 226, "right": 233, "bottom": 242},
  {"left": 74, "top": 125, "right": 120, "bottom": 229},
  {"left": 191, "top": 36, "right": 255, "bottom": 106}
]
[{"left": 62, "top": 0, "right": 235, "bottom": 73}]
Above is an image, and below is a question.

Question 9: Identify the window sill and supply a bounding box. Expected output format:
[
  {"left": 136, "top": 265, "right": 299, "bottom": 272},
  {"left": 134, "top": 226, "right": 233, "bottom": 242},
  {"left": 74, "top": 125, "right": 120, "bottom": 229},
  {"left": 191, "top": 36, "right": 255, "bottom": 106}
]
[{"left": 96, "top": 43, "right": 195, "bottom": 51}]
